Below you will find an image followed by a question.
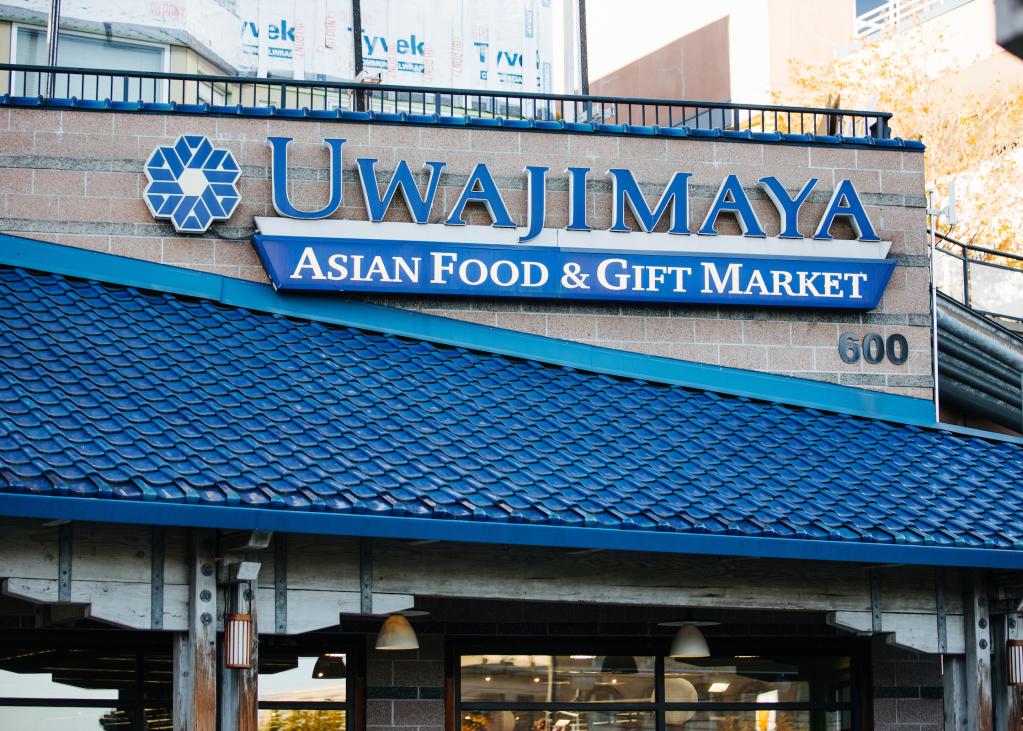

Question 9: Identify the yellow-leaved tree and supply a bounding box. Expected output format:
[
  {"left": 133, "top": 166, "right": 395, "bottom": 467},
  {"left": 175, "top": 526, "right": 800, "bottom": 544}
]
[{"left": 776, "top": 29, "right": 1023, "bottom": 252}]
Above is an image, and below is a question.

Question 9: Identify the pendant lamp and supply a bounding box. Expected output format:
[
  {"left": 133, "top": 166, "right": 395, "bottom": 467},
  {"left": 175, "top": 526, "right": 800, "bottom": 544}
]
[
  {"left": 312, "top": 653, "right": 347, "bottom": 679},
  {"left": 669, "top": 624, "right": 710, "bottom": 658},
  {"left": 375, "top": 614, "right": 420, "bottom": 651}
]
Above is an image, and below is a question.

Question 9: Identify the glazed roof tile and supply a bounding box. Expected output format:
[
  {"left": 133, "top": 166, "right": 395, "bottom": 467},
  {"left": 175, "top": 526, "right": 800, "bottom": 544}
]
[{"left": 0, "top": 253, "right": 1022, "bottom": 567}]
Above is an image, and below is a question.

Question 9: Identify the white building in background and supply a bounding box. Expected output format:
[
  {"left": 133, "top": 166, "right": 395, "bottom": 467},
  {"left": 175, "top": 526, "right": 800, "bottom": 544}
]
[{"left": 0, "top": 0, "right": 556, "bottom": 92}]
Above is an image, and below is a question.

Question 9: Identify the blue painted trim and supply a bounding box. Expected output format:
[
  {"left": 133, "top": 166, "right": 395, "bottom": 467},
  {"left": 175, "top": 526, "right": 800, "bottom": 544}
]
[
  {"left": 0, "top": 493, "right": 1018, "bottom": 568},
  {"left": 0, "top": 233, "right": 938, "bottom": 426}
]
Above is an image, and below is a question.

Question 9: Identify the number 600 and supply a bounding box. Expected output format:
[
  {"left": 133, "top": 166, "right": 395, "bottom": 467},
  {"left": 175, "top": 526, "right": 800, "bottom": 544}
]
[{"left": 838, "top": 332, "right": 909, "bottom": 365}]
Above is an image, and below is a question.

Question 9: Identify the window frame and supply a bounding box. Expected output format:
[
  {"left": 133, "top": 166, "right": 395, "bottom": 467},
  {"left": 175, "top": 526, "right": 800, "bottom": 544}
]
[
  {"left": 10, "top": 23, "right": 171, "bottom": 73},
  {"left": 447, "top": 636, "right": 870, "bottom": 731},
  {"left": 256, "top": 634, "right": 365, "bottom": 729},
  {"left": 0, "top": 628, "right": 173, "bottom": 730}
]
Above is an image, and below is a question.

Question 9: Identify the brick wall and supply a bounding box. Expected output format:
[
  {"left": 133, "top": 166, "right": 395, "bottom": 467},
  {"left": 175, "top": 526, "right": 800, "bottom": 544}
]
[
  {"left": 872, "top": 636, "right": 944, "bottom": 731},
  {"left": 0, "top": 107, "right": 932, "bottom": 398}
]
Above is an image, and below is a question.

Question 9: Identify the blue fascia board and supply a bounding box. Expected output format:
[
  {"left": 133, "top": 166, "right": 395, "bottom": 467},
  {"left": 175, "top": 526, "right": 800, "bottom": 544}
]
[
  {"left": 0, "top": 233, "right": 946, "bottom": 429},
  {"left": 0, "top": 493, "right": 1019, "bottom": 569}
]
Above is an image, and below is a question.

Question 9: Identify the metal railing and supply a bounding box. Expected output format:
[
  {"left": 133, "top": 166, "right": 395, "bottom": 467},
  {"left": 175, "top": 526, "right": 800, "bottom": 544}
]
[
  {"left": 934, "top": 231, "right": 1023, "bottom": 322},
  {"left": 0, "top": 63, "right": 894, "bottom": 139},
  {"left": 855, "top": 0, "right": 948, "bottom": 37}
]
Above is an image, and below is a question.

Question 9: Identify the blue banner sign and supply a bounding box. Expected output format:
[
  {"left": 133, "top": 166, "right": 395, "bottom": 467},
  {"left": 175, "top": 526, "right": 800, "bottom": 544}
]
[
  {"left": 143, "top": 134, "right": 900, "bottom": 310},
  {"left": 253, "top": 234, "right": 896, "bottom": 309}
]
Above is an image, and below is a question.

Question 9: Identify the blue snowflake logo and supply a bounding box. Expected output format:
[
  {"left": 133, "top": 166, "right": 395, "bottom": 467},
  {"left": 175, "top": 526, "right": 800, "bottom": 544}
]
[{"left": 144, "top": 135, "right": 240, "bottom": 234}]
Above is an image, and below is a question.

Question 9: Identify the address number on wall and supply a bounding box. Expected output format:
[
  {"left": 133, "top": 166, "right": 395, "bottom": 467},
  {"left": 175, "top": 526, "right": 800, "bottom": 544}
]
[{"left": 838, "top": 332, "right": 909, "bottom": 365}]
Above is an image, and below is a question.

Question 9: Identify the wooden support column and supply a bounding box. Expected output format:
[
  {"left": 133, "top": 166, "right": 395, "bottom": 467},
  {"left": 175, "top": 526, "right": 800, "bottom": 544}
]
[
  {"left": 994, "top": 611, "right": 1023, "bottom": 731},
  {"left": 220, "top": 579, "right": 259, "bottom": 731},
  {"left": 947, "top": 655, "right": 969, "bottom": 731},
  {"left": 174, "top": 529, "right": 217, "bottom": 731},
  {"left": 964, "top": 570, "right": 994, "bottom": 731}
]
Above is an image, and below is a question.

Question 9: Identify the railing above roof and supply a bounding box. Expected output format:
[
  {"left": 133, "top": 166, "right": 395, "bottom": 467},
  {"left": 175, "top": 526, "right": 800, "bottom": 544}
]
[
  {"left": 934, "top": 231, "right": 1023, "bottom": 323},
  {"left": 0, "top": 63, "right": 922, "bottom": 149}
]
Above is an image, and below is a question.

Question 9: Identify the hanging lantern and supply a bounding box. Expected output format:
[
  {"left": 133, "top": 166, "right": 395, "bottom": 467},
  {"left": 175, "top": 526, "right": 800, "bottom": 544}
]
[
  {"left": 1008, "top": 640, "right": 1023, "bottom": 686},
  {"left": 224, "top": 613, "right": 254, "bottom": 668},
  {"left": 375, "top": 614, "right": 419, "bottom": 651},
  {"left": 670, "top": 624, "right": 711, "bottom": 659}
]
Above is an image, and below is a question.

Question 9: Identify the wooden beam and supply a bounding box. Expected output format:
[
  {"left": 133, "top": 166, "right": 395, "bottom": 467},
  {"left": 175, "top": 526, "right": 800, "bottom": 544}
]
[
  {"left": 221, "top": 580, "right": 259, "bottom": 731},
  {"left": 174, "top": 529, "right": 217, "bottom": 731},
  {"left": 827, "top": 610, "right": 966, "bottom": 654},
  {"left": 964, "top": 569, "right": 993, "bottom": 731},
  {"left": 947, "top": 654, "right": 969, "bottom": 731}
]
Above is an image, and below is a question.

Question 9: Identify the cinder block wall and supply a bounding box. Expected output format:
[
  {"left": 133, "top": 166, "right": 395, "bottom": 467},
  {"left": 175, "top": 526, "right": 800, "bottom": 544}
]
[
  {"left": 0, "top": 108, "right": 931, "bottom": 398},
  {"left": 872, "top": 636, "right": 944, "bottom": 731}
]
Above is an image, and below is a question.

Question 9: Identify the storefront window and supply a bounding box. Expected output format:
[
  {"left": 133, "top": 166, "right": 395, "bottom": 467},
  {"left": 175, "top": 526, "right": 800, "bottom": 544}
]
[
  {"left": 0, "top": 633, "right": 173, "bottom": 730},
  {"left": 258, "top": 648, "right": 353, "bottom": 731},
  {"left": 457, "top": 647, "right": 858, "bottom": 731}
]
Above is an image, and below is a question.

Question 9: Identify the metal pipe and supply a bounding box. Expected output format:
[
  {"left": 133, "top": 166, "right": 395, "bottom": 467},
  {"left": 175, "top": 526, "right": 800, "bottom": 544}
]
[
  {"left": 937, "top": 302, "right": 1023, "bottom": 371},
  {"left": 938, "top": 373, "right": 1023, "bottom": 432},
  {"left": 929, "top": 195, "right": 941, "bottom": 421},
  {"left": 44, "top": 0, "right": 61, "bottom": 97},
  {"left": 577, "top": 0, "right": 589, "bottom": 96},
  {"left": 940, "top": 334, "right": 1023, "bottom": 386},
  {"left": 939, "top": 351, "right": 1020, "bottom": 404}
]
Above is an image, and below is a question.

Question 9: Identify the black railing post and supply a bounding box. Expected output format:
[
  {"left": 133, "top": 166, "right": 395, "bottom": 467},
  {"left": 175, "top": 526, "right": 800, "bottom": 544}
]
[{"left": 962, "top": 242, "right": 971, "bottom": 308}]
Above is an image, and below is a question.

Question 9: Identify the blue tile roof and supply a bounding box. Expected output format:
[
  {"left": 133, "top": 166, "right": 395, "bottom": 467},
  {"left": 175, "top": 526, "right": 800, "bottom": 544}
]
[{"left": 0, "top": 243, "right": 1020, "bottom": 568}]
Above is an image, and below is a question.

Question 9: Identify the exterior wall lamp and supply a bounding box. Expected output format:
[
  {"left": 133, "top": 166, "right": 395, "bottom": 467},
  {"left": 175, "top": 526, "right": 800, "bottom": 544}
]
[{"left": 1008, "top": 640, "right": 1023, "bottom": 686}]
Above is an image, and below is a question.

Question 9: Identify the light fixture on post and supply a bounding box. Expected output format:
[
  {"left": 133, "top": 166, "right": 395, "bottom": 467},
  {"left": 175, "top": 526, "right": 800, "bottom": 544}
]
[
  {"left": 1009, "top": 640, "right": 1023, "bottom": 686},
  {"left": 224, "top": 613, "right": 254, "bottom": 668},
  {"left": 375, "top": 613, "right": 421, "bottom": 651},
  {"left": 658, "top": 620, "right": 719, "bottom": 659},
  {"left": 224, "top": 563, "right": 260, "bottom": 669}
]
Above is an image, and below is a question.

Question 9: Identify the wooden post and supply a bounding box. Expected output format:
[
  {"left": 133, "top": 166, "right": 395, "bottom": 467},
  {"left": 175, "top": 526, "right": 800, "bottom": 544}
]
[
  {"left": 947, "top": 655, "right": 969, "bottom": 731},
  {"left": 994, "top": 613, "right": 1010, "bottom": 731},
  {"left": 965, "top": 570, "right": 994, "bottom": 731},
  {"left": 174, "top": 529, "right": 217, "bottom": 731},
  {"left": 220, "top": 581, "right": 259, "bottom": 731},
  {"left": 995, "top": 612, "right": 1023, "bottom": 731}
]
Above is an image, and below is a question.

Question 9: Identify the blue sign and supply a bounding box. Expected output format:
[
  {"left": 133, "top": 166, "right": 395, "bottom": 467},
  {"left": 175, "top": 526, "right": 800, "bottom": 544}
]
[
  {"left": 143, "top": 133, "right": 900, "bottom": 310},
  {"left": 144, "top": 135, "right": 240, "bottom": 234},
  {"left": 252, "top": 235, "right": 896, "bottom": 309}
]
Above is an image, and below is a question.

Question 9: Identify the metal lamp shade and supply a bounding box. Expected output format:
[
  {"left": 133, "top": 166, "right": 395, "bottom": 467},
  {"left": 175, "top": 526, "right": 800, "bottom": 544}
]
[
  {"left": 1009, "top": 640, "right": 1023, "bottom": 686},
  {"left": 312, "top": 653, "right": 347, "bottom": 679},
  {"left": 669, "top": 624, "right": 710, "bottom": 658},
  {"left": 375, "top": 614, "right": 419, "bottom": 651},
  {"left": 224, "top": 613, "right": 254, "bottom": 668}
]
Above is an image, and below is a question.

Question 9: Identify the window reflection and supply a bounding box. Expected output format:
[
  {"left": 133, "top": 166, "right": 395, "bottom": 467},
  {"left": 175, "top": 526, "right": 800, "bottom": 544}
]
[
  {"left": 259, "top": 654, "right": 347, "bottom": 703},
  {"left": 664, "top": 656, "right": 851, "bottom": 705},
  {"left": 462, "top": 709, "right": 656, "bottom": 731},
  {"left": 460, "top": 655, "right": 655, "bottom": 704},
  {"left": 258, "top": 650, "right": 348, "bottom": 730},
  {"left": 458, "top": 652, "right": 857, "bottom": 731},
  {"left": 665, "top": 710, "right": 811, "bottom": 731},
  {"left": 258, "top": 708, "right": 346, "bottom": 731}
]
